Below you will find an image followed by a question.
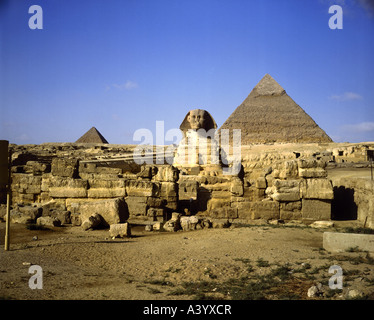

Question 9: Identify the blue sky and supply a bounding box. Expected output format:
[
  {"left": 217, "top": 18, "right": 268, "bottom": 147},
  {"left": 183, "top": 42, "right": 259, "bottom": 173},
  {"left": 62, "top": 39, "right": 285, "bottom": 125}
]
[{"left": 1, "top": 0, "right": 374, "bottom": 145}]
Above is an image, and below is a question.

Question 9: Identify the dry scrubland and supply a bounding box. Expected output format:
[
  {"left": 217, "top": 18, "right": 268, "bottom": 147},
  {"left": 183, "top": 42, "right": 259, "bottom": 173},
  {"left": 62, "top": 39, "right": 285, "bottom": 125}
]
[{"left": 0, "top": 221, "right": 373, "bottom": 300}]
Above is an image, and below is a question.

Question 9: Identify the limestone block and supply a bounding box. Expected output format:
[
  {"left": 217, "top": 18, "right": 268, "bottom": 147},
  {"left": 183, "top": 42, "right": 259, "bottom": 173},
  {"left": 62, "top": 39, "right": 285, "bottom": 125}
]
[
  {"left": 160, "top": 182, "right": 178, "bottom": 197},
  {"left": 280, "top": 201, "right": 302, "bottom": 220},
  {"left": 87, "top": 179, "right": 126, "bottom": 198},
  {"left": 153, "top": 165, "right": 179, "bottom": 182},
  {"left": 179, "top": 179, "right": 198, "bottom": 200},
  {"left": 24, "top": 161, "right": 51, "bottom": 175},
  {"left": 302, "top": 199, "right": 331, "bottom": 220},
  {"left": 244, "top": 186, "right": 265, "bottom": 201},
  {"left": 11, "top": 174, "right": 42, "bottom": 194},
  {"left": 125, "top": 196, "right": 148, "bottom": 217},
  {"left": 36, "top": 216, "right": 61, "bottom": 227},
  {"left": 300, "top": 179, "right": 333, "bottom": 200},
  {"left": 8, "top": 206, "right": 42, "bottom": 224},
  {"left": 250, "top": 201, "right": 280, "bottom": 220},
  {"left": 231, "top": 200, "right": 251, "bottom": 219},
  {"left": 255, "top": 177, "right": 267, "bottom": 189},
  {"left": 66, "top": 198, "right": 95, "bottom": 213},
  {"left": 271, "top": 179, "right": 300, "bottom": 202},
  {"left": 80, "top": 163, "right": 122, "bottom": 175},
  {"left": 70, "top": 212, "right": 81, "bottom": 226},
  {"left": 298, "top": 168, "right": 327, "bottom": 179},
  {"left": 207, "top": 198, "right": 230, "bottom": 211},
  {"left": 126, "top": 180, "right": 160, "bottom": 197},
  {"left": 298, "top": 159, "right": 326, "bottom": 169},
  {"left": 279, "top": 160, "right": 299, "bottom": 179},
  {"left": 42, "top": 209, "right": 71, "bottom": 224},
  {"left": 51, "top": 158, "right": 78, "bottom": 178},
  {"left": 49, "top": 177, "right": 88, "bottom": 198},
  {"left": 180, "top": 215, "right": 200, "bottom": 231},
  {"left": 230, "top": 178, "right": 244, "bottom": 196},
  {"left": 147, "top": 207, "right": 164, "bottom": 220},
  {"left": 163, "top": 212, "right": 181, "bottom": 232},
  {"left": 109, "top": 223, "right": 131, "bottom": 238},
  {"left": 147, "top": 197, "right": 166, "bottom": 208},
  {"left": 323, "top": 232, "right": 374, "bottom": 253},
  {"left": 79, "top": 198, "right": 129, "bottom": 227},
  {"left": 82, "top": 213, "right": 103, "bottom": 230},
  {"left": 209, "top": 207, "right": 238, "bottom": 219}
]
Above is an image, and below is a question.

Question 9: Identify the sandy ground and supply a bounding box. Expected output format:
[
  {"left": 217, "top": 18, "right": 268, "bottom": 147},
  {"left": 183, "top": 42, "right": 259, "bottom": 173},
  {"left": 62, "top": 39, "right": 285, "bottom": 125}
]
[{"left": 0, "top": 221, "right": 373, "bottom": 301}]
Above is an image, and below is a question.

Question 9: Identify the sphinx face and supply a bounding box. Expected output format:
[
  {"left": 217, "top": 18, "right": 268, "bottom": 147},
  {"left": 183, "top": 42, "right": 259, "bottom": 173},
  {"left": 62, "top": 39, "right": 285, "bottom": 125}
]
[{"left": 187, "top": 109, "right": 206, "bottom": 130}]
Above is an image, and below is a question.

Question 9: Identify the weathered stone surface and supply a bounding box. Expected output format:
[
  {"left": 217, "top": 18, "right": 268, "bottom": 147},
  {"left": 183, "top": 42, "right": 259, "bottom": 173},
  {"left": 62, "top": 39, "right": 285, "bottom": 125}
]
[
  {"left": 178, "top": 179, "right": 198, "bottom": 200},
  {"left": 323, "top": 232, "right": 374, "bottom": 252},
  {"left": 36, "top": 216, "right": 61, "bottom": 227},
  {"left": 159, "top": 181, "right": 177, "bottom": 195},
  {"left": 43, "top": 209, "right": 71, "bottom": 224},
  {"left": 244, "top": 186, "right": 265, "bottom": 201},
  {"left": 51, "top": 158, "right": 78, "bottom": 178},
  {"left": 255, "top": 177, "right": 267, "bottom": 189},
  {"left": 153, "top": 165, "right": 179, "bottom": 182},
  {"left": 300, "top": 178, "right": 333, "bottom": 200},
  {"left": 180, "top": 215, "right": 200, "bottom": 231},
  {"left": 24, "top": 161, "right": 51, "bottom": 175},
  {"left": 152, "top": 221, "right": 163, "bottom": 231},
  {"left": 298, "top": 159, "right": 326, "bottom": 169},
  {"left": 163, "top": 212, "right": 181, "bottom": 232},
  {"left": 271, "top": 179, "right": 300, "bottom": 202},
  {"left": 8, "top": 206, "right": 42, "bottom": 224},
  {"left": 109, "top": 223, "right": 131, "bottom": 238},
  {"left": 126, "top": 180, "right": 160, "bottom": 197},
  {"left": 299, "top": 168, "right": 327, "bottom": 179},
  {"left": 70, "top": 212, "right": 81, "bottom": 226},
  {"left": 87, "top": 179, "right": 126, "bottom": 198},
  {"left": 125, "top": 196, "right": 148, "bottom": 217},
  {"left": 278, "top": 160, "right": 299, "bottom": 179},
  {"left": 230, "top": 178, "right": 244, "bottom": 196},
  {"left": 211, "top": 219, "right": 231, "bottom": 228},
  {"left": 79, "top": 198, "right": 129, "bottom": 227},
  {"left": 232, "top": 200, "right": 251, "bottom": 219},
  {"left": 302, "top": 199, "right": 331, "bottom": 220},
  {"left": 49, "top": 177, "right": 88, "bottom": 198},
  {"left": 209, "top": 207, "right": 238, "bottom": 219},
  {"left": 11, "top": 174, "right": 42, "bottom": 194},
  {"left": 81, "top": 213, "right": 103, "bottom": 230},
  {"left": 251, "top": 201, "right": 280, "bottom": 220},
  {"left": 147, "top": 207, "right": 164, "bottom": 220},
  {"left": 279, "top": 201, "right": 302, "bottom": 220}
]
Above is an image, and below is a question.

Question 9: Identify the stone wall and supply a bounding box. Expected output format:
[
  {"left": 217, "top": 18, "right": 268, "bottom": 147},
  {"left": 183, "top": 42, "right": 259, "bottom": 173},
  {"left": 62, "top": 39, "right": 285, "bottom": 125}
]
[
  {"left": 1, "top": 142, "right": 373, "bottom": 229},
  {"left": 330, "top": 177, "right": 374, "bottom": 229}
]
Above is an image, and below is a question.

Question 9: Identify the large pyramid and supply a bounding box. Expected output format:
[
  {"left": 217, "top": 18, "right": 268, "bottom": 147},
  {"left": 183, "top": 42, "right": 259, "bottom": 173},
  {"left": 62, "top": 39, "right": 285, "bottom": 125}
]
[
  {"left": 75, "top": 127, "right": 109, "bottom": 144},
  {"left": 219, "top": 74, "right": 332, "bottom": 145}
]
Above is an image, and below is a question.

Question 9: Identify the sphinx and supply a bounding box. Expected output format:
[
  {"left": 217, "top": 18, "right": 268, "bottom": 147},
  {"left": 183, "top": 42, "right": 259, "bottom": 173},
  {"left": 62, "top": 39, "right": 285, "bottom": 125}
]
[{"left": 173, "top": 109, "right": 223, "bottom": 175}]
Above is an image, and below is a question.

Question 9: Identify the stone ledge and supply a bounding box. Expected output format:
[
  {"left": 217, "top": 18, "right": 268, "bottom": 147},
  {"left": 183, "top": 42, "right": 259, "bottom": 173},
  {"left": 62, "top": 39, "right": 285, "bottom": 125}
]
[{"left": 323, "top": 232, "right": 374, "bottom": 252}]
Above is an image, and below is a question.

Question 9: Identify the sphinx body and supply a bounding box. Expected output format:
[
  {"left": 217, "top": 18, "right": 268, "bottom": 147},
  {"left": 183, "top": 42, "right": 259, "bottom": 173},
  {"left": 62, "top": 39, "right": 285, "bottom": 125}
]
[{"left": 173, "top": 109, "right": 222, "bottom": 175}]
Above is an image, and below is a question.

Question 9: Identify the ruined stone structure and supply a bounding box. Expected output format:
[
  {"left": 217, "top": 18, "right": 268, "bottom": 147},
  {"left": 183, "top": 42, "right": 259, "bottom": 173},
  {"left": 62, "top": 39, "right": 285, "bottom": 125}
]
[
  {"left": 1, "top": 75, "right": 373, "bottom": 231},
  {"left": 1, "top": 140, "right": 373, "bottom": 230}
]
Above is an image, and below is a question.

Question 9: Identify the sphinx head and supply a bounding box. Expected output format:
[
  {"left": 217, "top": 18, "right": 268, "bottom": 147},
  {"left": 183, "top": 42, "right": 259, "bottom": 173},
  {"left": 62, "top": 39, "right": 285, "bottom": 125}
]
[{"left": 179, "top": 109, "right": 217, "bottom": 132}]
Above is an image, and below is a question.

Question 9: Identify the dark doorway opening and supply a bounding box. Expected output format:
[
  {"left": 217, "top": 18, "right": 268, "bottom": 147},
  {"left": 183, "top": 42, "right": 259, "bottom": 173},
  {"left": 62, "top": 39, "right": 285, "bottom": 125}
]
[{"left": 331, "top": 186, "right": 358, "bottom": 220}]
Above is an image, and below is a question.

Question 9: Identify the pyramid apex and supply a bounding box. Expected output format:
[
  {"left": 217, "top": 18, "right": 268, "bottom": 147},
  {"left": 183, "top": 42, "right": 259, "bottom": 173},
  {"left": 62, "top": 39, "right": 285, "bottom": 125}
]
[
  {"left": 75, "top": 126, "right": 109, "bottom": 144},
  {"left": 254, "top": 74, "right": 285, "bottom": 96}
]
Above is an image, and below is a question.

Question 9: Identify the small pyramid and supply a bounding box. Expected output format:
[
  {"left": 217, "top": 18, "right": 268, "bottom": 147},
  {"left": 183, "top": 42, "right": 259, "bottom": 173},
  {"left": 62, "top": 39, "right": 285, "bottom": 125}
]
[
  {"left": 219, "top": 74, "right": 332, "bottom": 144},
  {"left": 75, "top": 127, "right": 109, "bottom": 144}
]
